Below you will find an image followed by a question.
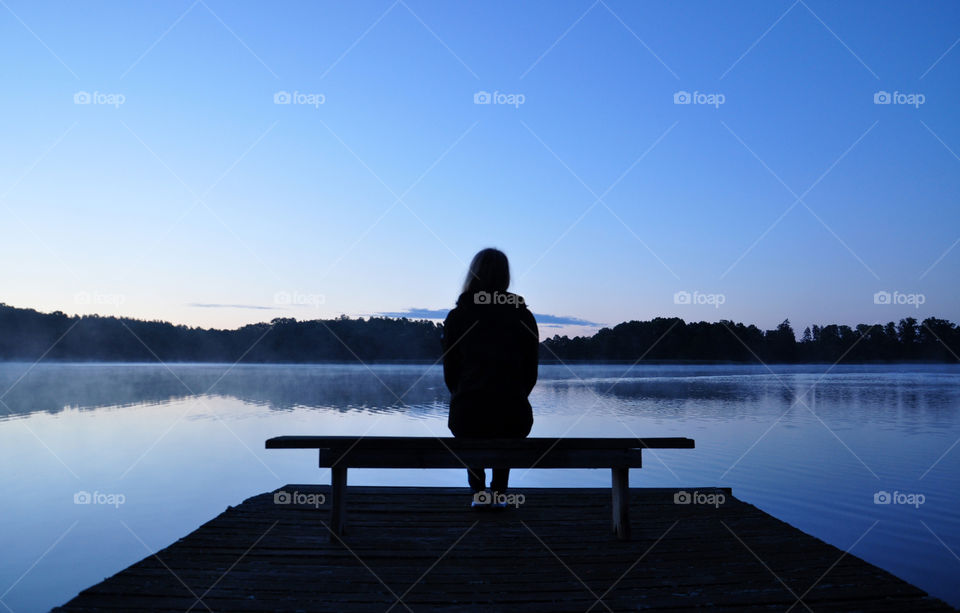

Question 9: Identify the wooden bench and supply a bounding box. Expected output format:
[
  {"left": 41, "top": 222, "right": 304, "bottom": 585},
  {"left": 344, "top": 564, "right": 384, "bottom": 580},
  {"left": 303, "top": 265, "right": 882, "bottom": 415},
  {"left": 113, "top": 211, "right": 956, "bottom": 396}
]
[{"left": 265, "top": 436, "right": 695, "bottom": 540}]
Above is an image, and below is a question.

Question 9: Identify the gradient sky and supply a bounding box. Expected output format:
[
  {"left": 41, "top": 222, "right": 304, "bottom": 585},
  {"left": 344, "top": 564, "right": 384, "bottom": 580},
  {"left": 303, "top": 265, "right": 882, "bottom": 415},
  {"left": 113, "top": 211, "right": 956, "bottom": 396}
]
[{"left": 1, "top": 0, "right": 958, "bottom": 337}]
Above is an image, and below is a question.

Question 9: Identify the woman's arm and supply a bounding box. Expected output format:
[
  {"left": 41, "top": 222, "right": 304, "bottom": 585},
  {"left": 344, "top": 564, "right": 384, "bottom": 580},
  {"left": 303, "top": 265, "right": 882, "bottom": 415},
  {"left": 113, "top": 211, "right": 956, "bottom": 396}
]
[
  {"left": 442, "top": 309, "right": 462, "bottom": 394},
  {"left": 521, "top": 308, "right": 539, "bottom": 396}
]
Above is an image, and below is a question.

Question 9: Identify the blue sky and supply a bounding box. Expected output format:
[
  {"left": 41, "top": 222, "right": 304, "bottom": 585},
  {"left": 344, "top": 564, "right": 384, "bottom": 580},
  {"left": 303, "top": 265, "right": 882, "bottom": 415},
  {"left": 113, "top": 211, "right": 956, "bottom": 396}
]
[{"left": 1, "top": 0, "right": 958, "bottom": 336}]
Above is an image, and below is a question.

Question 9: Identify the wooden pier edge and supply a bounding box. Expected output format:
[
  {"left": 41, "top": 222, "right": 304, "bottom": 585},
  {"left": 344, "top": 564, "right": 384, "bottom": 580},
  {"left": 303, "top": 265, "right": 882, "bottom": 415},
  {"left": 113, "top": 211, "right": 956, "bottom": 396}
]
[{"left": 53, "top": 486, "right": 956, "bottom": 612}]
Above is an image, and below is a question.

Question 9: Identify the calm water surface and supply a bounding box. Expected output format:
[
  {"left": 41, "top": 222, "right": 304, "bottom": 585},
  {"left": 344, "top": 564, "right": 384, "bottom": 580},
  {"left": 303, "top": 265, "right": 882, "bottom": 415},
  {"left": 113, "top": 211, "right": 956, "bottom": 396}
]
[{"left": 0, "top": 362, "right": 958, "bottom": 611}]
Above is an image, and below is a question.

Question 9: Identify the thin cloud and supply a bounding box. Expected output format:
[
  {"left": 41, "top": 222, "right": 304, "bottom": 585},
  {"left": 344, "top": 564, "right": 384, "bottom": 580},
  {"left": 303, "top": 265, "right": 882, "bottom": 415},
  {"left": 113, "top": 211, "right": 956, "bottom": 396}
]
[
  {"left": 533, "top": 313, "right": 601, "bottom": 326},
  {"left": 377, "top": 308, "right": 450, "bottom": 319},
  {"left": 376, "top": 307, "right": 601, "bottom": 327},
  {"left": 187, "top": 303, "right": 276, "bottom": 310}
]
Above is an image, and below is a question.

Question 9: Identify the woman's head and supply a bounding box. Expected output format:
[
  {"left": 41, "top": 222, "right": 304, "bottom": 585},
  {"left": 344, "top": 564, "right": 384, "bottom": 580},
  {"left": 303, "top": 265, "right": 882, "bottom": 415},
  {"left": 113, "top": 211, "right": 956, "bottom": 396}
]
[{"left": 462, "top": 248, "right": 510, "bottom": 295}]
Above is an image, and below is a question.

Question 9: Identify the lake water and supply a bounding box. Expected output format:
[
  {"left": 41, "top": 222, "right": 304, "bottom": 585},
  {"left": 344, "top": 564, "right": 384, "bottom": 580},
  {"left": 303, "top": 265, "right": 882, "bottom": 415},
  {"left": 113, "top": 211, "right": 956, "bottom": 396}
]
[{"left": 0, "top": 362, "right": 958, "bottom": 611}]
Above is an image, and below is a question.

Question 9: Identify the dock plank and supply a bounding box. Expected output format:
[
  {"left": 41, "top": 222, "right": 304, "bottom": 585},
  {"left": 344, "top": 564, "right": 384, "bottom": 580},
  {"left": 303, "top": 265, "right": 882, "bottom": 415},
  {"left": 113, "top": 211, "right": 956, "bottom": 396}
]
[{"left": 54, "top": 486, "right": 953, "bottom": 612}]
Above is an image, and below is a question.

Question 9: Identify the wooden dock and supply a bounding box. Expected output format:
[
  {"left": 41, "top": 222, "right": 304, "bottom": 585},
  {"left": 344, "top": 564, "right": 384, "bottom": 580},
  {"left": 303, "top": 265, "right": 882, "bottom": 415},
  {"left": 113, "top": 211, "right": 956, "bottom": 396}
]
[{"left": 54, "top": 485, "right": 952, "bottom": 612}]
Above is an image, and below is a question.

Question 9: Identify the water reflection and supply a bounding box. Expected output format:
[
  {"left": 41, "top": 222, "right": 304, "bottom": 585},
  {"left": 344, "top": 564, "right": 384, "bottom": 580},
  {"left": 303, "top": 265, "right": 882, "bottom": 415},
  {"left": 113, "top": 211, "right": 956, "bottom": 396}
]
[
  {"left": 2, "top": 364, "right": 958, "bottom": 428},
  {"left": 0, "top": 363, "right": 450, "bottom": 418},
  {"left": 0, "top": 362, "right": 958, "bottom": 611}
]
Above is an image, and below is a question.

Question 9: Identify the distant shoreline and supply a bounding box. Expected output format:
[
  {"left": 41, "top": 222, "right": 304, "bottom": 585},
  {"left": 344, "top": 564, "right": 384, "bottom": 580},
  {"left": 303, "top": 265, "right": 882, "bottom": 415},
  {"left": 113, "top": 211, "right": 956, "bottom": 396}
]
[
  {"left": 2, "top": 303, "right": 957, "bottom": 364},
  {"left": 1, "top": 359, "right": 956, "bottom": 366}
]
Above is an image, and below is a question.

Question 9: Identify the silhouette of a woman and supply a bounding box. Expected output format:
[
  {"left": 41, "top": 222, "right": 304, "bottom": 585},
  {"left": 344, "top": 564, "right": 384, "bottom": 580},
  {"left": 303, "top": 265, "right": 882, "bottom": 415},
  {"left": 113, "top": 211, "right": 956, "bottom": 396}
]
[{"left": 442, "top": 248, "right": 539, "bottom": 502}]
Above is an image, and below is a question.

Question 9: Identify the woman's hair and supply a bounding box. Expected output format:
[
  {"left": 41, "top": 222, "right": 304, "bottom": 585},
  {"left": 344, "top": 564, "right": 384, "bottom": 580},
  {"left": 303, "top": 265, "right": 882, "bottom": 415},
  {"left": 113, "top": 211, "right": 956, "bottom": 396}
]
[{"left": 461, "top": 248, "right": 510, "bottom": 295}]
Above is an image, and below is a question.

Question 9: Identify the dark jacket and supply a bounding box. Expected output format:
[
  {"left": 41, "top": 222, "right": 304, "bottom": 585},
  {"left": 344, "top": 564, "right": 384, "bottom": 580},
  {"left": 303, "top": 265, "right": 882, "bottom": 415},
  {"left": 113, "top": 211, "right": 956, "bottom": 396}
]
[{"left": 442, "top": 290, "right": 538, "bottom": 438}]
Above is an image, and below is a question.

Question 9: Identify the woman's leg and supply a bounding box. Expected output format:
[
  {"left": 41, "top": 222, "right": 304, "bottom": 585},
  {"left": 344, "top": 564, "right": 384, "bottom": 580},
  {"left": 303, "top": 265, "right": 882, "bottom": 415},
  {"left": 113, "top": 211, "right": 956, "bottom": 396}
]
[
  {"left": 467, "top": 467, "right": 486, "bottom": 492},
  {"left": 490, "top": 468, "right": 509, "bottom": 493}
]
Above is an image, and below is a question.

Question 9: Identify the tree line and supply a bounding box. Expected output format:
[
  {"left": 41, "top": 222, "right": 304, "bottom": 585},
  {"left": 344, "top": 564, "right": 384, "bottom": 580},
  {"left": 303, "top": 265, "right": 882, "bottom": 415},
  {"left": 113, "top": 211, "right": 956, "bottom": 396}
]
[
  {"left": 0, "top": 303, "right": 956, "bottom": 363},
  {"left": 0, "top": 305, "right": 442, "bottom": 362},
  {"left": 541, "top": 317, "right": 959, "bottom": 363}
]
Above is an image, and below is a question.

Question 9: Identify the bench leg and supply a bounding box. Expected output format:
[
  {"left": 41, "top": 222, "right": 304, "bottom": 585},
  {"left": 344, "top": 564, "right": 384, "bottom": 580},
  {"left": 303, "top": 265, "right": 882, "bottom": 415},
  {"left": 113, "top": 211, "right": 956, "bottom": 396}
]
[
  {"left": 330, "top": 465, "right": 347, "bottom": 538},
  {"left": 611, "top": 467, "right": 630, "bottom": 540}
]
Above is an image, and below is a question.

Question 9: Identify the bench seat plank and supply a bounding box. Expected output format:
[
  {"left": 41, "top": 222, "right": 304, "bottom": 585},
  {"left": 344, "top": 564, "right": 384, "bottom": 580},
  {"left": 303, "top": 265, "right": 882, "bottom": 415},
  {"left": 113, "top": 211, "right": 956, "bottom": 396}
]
[{"left": 267, "top": 435, "right": 694, "bottom": 451}]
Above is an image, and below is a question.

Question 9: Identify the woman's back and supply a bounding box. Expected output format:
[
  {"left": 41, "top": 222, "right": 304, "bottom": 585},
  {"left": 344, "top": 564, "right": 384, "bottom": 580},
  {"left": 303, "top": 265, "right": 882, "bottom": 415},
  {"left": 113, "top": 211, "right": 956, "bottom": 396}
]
[{"left": 443, "top": 290, "right": 538, "bottom": 406}]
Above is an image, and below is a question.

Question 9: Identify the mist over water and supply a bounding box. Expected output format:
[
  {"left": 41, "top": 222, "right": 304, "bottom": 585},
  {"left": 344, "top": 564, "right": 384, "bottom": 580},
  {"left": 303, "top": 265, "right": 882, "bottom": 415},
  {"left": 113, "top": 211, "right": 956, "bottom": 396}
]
[{"left": 1, "top": 362, "right": 958, "bottom": 611}]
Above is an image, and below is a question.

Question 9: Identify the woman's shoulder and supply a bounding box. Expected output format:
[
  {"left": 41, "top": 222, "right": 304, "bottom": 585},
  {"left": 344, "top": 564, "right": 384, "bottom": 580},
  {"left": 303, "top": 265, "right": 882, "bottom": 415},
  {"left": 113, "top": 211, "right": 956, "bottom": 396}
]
[
  {"left": 449, "top": 291, "right": 534, "bottom": 318},
  {"left": 444, "top": 298, "right": 469, "bottom": 324}
]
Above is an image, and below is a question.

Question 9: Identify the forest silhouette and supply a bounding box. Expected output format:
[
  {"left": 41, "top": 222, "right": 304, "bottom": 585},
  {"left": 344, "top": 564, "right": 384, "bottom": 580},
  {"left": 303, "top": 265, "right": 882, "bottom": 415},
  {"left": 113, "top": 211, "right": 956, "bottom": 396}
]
[{"left": 0, "top": 303, "right": 956, "bottom": 364}]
